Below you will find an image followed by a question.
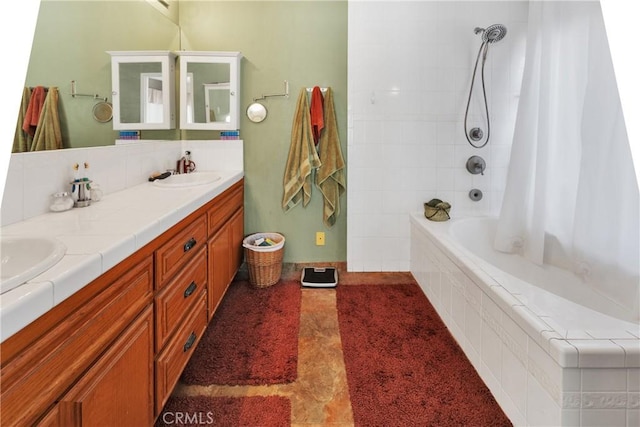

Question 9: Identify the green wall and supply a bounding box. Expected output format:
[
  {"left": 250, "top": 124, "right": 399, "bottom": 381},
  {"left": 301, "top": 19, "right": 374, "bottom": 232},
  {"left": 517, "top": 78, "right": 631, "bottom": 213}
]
[
  {"left": 25, "top": 0, "right": 181, "bottom": 147},
  {"left": 180, "top": 1, "right": 348, "bottom": 264},
  {"left": 24, "top": 0, "right": 348, "bottom": 264}
]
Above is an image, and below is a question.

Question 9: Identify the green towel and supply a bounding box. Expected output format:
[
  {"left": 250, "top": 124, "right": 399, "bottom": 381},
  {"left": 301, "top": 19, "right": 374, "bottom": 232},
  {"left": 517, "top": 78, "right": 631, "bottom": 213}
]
[
  {"left": 315, "top": 88, "right": 346, "bottom": 227},
  {"left": 282, "top": 88, "right": 322, "bottom": 212}
]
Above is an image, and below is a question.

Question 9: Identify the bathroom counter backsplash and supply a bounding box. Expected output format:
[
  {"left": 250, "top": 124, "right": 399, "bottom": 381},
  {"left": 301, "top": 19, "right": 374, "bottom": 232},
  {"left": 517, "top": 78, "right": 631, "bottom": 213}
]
[
  {"left": 0, "top": 140, "right": 244, "bottom": 342},
  {"left": 1, "top": 140, "right": 244, "bottom": 226}
]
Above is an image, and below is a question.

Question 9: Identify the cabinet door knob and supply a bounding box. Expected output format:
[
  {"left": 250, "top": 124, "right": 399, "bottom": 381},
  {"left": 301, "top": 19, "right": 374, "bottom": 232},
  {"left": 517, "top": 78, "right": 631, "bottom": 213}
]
[
  {"left": 183, "top": 281, "right": 197, "bottom": 298},
  {"left": 183, "top": 238, "right": 197, "bottom": 252},
  {"left": 183, "top": 332, "right": 197, "bottom": 352}
]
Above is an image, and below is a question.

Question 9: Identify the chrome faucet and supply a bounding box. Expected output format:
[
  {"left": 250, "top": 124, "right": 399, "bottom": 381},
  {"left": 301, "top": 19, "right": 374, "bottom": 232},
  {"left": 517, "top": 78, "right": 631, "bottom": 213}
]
[{"left": 176, "top": 151, "right": 196, "bottom": 174}]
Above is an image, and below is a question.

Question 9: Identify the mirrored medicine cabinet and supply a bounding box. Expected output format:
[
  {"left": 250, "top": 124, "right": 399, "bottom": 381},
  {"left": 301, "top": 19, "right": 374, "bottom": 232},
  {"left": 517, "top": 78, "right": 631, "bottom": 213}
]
[
  {"left": 179, "top": 51, "right": 242, "bottom": 131},
  {"left": 108, "top": 51, "right": 177, "bottom": 130},
  {"left": 108, "top": 50, "right": 242, "bottom": 131}
]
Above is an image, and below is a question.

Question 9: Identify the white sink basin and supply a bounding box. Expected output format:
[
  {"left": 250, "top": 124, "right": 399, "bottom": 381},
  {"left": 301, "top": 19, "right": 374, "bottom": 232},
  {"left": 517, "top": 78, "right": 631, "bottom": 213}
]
[
  {"left": 0, "top": 236, "right": 66, "bottom": 294},
  {"left": 153, "top": 172, "right": 222, "bottom": 188}
]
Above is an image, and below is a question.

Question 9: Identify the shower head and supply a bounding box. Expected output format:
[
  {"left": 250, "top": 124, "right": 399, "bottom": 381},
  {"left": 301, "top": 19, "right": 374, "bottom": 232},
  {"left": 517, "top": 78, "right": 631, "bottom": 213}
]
[
  {"left": 485, "top": 24, "right": 507, "bottom": 43},
  {"left": 479, "top": 24, "right": 507, "bottom": 43}
]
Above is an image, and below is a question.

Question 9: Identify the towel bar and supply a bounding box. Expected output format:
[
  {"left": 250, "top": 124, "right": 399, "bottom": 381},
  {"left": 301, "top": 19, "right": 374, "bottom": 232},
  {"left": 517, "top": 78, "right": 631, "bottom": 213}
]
[
  {"left": 70, "top": 80, "right": 108, "bottom": 102},
  {"left": 253, "top": 80, "right": 289, "bottom": 102}
]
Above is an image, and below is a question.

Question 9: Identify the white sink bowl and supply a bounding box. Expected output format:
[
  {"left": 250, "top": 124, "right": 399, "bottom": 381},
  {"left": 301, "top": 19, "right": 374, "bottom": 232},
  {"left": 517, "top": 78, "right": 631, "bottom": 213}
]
[
  {"left": 153, "top": 171, "right": 222, "bottom": 188},
  {"left": 0, "top": 236, "right": 66, "bottom": 294}
]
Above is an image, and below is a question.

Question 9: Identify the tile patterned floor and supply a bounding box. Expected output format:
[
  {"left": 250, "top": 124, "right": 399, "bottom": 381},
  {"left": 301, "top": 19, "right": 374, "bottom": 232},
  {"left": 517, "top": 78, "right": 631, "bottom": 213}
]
[{"left": 173, "top": 270, "right": 416, "bottom": 426}]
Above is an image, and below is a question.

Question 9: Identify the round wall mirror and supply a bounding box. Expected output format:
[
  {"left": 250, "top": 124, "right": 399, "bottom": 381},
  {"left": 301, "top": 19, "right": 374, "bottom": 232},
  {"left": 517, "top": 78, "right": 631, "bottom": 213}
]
[
  {"left": 93, "top": 101, "right": 113, "bottom": 123},
  {"left": 246, "top": 102, "right": 267, "bottom": 123}
]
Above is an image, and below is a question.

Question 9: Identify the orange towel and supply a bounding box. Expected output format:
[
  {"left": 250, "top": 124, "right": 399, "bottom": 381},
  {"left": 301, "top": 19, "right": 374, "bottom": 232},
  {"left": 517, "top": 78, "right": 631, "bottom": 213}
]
[
  {"left": 310, "top": 86, "right": 324, "bottom": 145},
  {"left": 22, "top": 86, "right": 46, "bottom": 137}
]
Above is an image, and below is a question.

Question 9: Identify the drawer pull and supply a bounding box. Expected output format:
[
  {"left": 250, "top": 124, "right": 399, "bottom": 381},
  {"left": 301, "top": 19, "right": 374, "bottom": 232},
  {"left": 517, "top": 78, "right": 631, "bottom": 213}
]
[
  {"left": 183, "top": 238, "right": 197, "bottom": 252},
  {"left": 183, "top": 332, "right": 197, "bottom": 352},
  {"left": 183, "top": 281, "right": 197, "bottom": 298}
]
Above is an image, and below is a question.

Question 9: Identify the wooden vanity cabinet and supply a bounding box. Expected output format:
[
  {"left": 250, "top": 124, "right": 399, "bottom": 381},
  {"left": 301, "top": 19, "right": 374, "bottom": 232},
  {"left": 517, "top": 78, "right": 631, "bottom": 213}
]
[
  {"left": 153, "top": 216, "right": 209, "bottom": 415},
  {"left": 155, "top": 247, "right": 207, "bottom": 352},
  {"left": 152, "top": 178, "right": 244, "bottom": 416},
  {"left": 207, "top": 207, "right": 244, "bottom": 317},
  {"left": 155, "top": 214, "right": 207, "bottom": 288},
  {"left": 56, "top": 306, "right": 154, "bottom": 426},
  {"left": 0, "top": 253, "right": 154, "bottom": 427},
  {"left": 0, "top": 178, "right": 245, "bottom": 426},
  {"left": 155, "top": 292, "right": 208, "bottom": 412},
  {"left": 206, "top": 181, "right": 244, "bottom": 319},
  {"left": 229, "top": 207, "right": 245, "bottom": 275}
]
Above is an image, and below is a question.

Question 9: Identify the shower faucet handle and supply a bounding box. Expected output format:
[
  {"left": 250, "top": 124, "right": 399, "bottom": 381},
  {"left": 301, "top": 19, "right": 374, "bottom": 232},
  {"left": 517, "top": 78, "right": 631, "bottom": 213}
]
[
  {"left": 469, "top": 127, "right": 484, "bottom": 142},
  {"left": 466, "top": 155, "right": 486, "bottom": 175}
]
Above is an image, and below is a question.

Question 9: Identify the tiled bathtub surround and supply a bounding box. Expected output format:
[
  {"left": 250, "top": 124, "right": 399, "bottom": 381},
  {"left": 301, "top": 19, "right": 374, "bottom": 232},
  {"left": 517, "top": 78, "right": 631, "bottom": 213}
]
[
  {"left": 410, "top": 213, "right": 640, "bottom": 426},
  {"left": 1, "top": 140, "right": 244, "bottom": 226},
  {"left": 347, "top": 1, "right": 528, "bottom": 271}
]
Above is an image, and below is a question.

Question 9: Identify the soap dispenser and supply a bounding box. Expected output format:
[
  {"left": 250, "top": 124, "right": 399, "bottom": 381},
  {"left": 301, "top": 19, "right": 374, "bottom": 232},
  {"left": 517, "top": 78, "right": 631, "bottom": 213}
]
[{"left": 177, "top": 151, "right": 196, "bottom": 174}]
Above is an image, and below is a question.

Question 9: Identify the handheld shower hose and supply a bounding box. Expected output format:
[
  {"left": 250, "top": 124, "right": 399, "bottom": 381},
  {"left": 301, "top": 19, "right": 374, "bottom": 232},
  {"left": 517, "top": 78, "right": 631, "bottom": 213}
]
[{"left": 464, "top": 24, "right": 507, "bottom": 148}]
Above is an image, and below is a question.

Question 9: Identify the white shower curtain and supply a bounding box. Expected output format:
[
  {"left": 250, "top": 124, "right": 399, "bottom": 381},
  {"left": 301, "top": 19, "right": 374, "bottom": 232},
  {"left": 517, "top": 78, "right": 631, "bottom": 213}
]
[{"left": 495, "top": 1, "right": 639, "bottom": 310}]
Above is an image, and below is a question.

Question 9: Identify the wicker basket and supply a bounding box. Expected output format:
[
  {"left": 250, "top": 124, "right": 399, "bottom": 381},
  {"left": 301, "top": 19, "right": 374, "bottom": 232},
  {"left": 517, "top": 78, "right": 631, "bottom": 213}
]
[
  {"left": 242, "top": 233, "right": 285, "bottom": 288},
  {"left": 424, "top": 199, "right": 451, "bottom": 222}
]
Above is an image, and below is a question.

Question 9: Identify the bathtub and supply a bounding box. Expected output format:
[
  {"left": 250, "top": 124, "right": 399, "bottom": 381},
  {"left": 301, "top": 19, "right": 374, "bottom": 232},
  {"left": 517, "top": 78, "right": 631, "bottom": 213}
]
[{"left": 410, "top": 213, "right": 640, "bottom": 427}]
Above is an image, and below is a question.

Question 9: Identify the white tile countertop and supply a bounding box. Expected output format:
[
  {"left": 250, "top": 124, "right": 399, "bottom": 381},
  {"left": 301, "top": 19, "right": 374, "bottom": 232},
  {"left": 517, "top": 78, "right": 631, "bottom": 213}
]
[{"left": 0, "top": 170, "right": 244, "bottom": 342}]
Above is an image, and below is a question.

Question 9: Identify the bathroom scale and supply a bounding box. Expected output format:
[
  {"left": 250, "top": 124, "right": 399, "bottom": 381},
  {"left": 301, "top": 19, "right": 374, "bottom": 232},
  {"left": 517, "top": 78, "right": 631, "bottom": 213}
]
[{"left": 300, "top": 267, "right": 338, "bottom": 288}]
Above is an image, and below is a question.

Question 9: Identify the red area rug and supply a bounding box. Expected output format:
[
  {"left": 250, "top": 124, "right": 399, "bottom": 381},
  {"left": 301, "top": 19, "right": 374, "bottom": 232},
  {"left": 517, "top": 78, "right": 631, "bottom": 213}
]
[
  {"left": 337, "top": 283, "right": 512, "bottom": 426},
  {"left": 181, "top": 280, "right": 300, "bottom": 386},
  {"left": 155, "top": 395, "right": 290, "bottom": 427}
]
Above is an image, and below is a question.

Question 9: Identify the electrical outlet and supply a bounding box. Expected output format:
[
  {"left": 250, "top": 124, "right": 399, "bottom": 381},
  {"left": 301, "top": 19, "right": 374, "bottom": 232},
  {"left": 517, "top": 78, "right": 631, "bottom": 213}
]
[{"left": 316, "top": 231, "right": 325, "bottom": 246}]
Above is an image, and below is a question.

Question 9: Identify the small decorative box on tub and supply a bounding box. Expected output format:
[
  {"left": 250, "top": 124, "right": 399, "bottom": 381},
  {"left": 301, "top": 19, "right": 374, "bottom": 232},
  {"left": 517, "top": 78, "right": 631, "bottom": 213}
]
[{"left": 424, "top": 199, "right": 451, "bottom": 221}]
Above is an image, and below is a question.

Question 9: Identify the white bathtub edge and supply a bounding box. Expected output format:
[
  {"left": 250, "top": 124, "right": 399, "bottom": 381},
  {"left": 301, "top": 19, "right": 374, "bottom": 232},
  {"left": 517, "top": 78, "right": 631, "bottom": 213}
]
[
  {"left": 409, "top": 212, "right": 639, "bottom": 369},
  {"left": 410, "top": 212, "right": 640, "bottom": 427}
]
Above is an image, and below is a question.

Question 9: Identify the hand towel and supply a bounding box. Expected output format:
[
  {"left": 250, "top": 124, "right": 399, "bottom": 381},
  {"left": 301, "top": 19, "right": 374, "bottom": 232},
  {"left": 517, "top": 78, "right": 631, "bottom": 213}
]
[
  {"left": 282, "top": 88, "right": 322, "bottom": 212},
  {"left": 22, "top": 85, "right": 46, "bottom": 137},
  {"left": 310, "top": 86, "right": 324, "bottom": 145},
  {"left": 30, "top": 87, "right": 63, "bottom": 151},
  {"left": 315, "top": 88, "right": 346, "bottom": 227}
]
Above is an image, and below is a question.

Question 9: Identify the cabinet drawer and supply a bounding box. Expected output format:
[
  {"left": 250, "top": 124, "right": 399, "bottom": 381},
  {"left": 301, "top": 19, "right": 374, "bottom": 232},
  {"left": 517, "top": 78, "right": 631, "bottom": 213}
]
[
  {"left": 155, "top": 292, "right": 208, "bottom": 415},
  {"left": 156, "top": 214, "right": 207, "bottom": 287},
  {"left": 207, "top": 183, "right": 243, "bottom": 236},
  {"left": 155, "top": 247, "right": 207, "bottom": 352}
]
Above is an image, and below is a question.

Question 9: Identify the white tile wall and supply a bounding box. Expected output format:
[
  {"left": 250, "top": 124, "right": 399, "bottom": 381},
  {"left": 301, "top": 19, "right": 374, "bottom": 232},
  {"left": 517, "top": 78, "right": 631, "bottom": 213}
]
[
  {"left": 1, "top": 140, "right": 243, "bottom": 227},
  {"left": 348, "top": 1, "right": 529, "bottom": 271}
]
